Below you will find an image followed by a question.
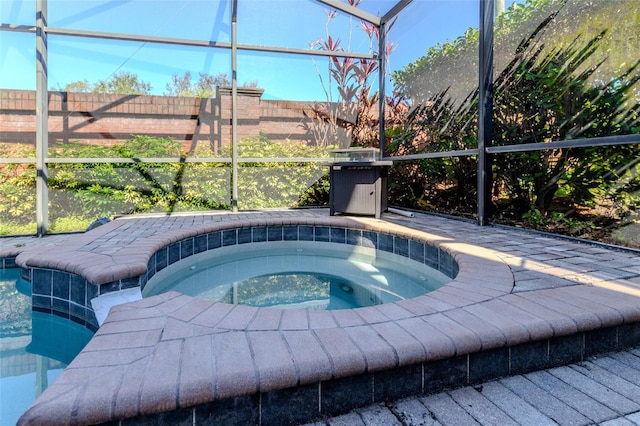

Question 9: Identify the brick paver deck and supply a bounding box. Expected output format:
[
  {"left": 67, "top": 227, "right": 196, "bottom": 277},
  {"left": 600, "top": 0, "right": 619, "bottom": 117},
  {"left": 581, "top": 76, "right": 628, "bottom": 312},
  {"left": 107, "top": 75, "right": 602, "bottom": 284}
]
[{"left": 5, "top": 209, "right": 640, "bottom": 425}]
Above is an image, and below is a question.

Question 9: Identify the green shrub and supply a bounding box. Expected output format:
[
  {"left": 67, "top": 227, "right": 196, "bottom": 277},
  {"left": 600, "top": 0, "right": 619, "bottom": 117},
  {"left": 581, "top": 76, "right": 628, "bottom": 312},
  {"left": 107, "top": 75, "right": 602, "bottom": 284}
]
[{"left": 0, "top": 134, "right": 332, "bottom": 234}]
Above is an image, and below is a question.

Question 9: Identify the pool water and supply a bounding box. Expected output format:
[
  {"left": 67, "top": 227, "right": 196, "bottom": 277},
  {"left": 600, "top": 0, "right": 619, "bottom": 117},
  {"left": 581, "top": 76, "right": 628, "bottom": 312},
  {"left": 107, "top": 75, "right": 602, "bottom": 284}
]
[
  {"left": 0, "top": 269, "right": 94, "bottom": 426},
  {"left": 143, "top": 241, "right": 449, "bottom": 309}
]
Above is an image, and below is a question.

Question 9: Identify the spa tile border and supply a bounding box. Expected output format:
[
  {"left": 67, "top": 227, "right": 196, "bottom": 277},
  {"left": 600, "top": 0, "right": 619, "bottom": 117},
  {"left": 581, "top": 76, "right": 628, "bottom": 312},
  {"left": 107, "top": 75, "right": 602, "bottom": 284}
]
[
  {"left": 139, "top": 223, "right": 459, "bottom": 292},
  {"left": 3, "top": 255, "right": 99, "bottom": 331},
  {"left": 21, "top": 267, "right": 102, "bottom": 331},
  {"left": 1, "top": 256, "right": 17, "bottom": 269}
]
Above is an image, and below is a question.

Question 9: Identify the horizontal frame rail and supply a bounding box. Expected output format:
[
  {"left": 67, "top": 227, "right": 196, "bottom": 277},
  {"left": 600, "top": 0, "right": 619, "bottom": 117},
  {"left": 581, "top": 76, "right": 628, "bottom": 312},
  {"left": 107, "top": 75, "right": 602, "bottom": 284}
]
[
  {"left": 3, "top": 134, "right": 638, "bottom": 166},
  {"left": 0, "top": 24, "right": 377, "bottom": 60},
  {"left": 385, "top": 149, "right": 480, "bottom": 161},
  {"left": 0, "top": 157, "right": 330, "bottom": 164},
  {"left": 486, "top": 134, "right": 640, "bottom": 154}
]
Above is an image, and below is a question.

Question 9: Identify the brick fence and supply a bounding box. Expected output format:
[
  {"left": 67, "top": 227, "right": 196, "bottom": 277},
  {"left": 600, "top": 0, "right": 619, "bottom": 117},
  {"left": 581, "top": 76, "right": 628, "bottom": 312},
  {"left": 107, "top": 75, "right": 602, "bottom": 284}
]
[{"left": 0, "top": 87, "right": 344, "bottom": 154}]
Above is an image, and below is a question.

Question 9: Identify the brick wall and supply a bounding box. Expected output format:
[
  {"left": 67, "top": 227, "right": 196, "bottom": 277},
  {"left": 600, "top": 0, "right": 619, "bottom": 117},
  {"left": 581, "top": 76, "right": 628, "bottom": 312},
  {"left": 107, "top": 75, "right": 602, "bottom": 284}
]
[{"left": 0, "top": 88, "right": 326, "bottom": 154}]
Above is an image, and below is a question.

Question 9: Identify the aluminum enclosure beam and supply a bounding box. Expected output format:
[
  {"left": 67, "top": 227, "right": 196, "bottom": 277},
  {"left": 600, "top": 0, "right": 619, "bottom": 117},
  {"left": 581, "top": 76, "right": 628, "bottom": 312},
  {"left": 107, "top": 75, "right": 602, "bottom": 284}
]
[
  {"left": 35, "top": 0, "right": 48, "bottom": 236},
  {"left": 382, "top": 0, "right": 413, "bottom": 25},
  {"left": 477, "top": 0, "right": 495, "bottom": 226},
  {"left": 486, "top": 134, "right": 640, "bottom": 153},
  {"left": 379, "top": 21, "right": 387, "bottom": 157},
  {"left": 231, "top": 0, "right": 239, "bottom": 213},
  {"left": 0, "top": 26, "right": 377, "bottom": 61}
]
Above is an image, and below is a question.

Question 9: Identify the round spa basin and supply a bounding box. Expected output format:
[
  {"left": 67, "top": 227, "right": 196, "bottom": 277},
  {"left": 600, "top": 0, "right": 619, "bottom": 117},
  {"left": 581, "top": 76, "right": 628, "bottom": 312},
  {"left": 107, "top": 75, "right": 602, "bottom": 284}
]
[{"left": 143, "top": 241, "right": 449, "bottom": 310}]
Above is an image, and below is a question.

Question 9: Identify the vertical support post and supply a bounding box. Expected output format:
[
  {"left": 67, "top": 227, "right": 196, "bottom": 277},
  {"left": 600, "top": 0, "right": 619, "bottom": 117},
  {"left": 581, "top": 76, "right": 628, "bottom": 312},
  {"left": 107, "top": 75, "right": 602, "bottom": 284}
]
[
  {"left": 477, "top": 0, "right": 494, "bottom": 226},
  {"left": 378, "top": 22, "right": 386, "bottom": 157},
  {"left": 231, "top": 0, "right": 238, "bottom": 212},
  {"left": 36, "top": 0, "right": 48, "bottom": 236}
]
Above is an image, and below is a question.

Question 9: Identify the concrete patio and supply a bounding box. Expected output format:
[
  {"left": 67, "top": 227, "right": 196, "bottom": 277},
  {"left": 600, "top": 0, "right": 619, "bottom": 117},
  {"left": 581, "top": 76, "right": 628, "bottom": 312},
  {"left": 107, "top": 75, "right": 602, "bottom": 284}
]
[{"left": 2, "top": 208, "right": 640, "bottom": 425}]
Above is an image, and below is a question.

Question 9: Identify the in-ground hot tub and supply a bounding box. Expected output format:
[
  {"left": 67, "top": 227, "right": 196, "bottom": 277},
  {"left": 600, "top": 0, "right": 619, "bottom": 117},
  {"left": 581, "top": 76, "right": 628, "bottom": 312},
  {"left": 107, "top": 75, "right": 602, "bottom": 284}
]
[
  {"left": 142, "top": 240, "right": 450, "bottom": 310},
  {"left": 136, "top": 222, "right": 459, "bottom": 313}
]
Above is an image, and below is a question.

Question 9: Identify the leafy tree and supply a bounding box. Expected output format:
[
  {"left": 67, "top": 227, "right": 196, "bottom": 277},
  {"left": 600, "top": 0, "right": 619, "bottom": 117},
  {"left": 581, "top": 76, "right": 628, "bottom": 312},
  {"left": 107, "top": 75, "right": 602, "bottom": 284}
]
[
  {"left": 92, "top": 71, "right": 152, "bottom": 94},
  {"left": 491, "top": 21, "right": 640, "bottom": 215},
  {"left": 163, "top": 72, "right": 259, "bottom": 98},
  {"left": 54, "top": 79, "right": 91, "bottom": 93},
  {"left": 388, "top": 13, "right": 640, "bottom": 231},
  {"left": 57, "top": 71, "right": 152, "bottom": 94},
  {"left": 386, "top": 0, "right": 639, "bottom": 243},
  {"left": 164, "top": 71, "right": 231, "bottom": 98},
  {"left": 392, "top": 0, "right": 640, "bottom": 104}
]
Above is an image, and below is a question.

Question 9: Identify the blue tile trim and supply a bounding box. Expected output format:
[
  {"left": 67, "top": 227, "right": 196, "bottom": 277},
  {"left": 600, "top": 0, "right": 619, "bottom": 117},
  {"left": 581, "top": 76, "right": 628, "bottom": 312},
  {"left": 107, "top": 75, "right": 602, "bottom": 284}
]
[
  {"left": 378, "top": 233, "right": 394, "bottom": 253},
  {"left": 267, "top": 226, "right": 283, "bottom": 241},
  {"left": 138, "top": 225, "right": 458, "bottom": 288},
  {"left": 223, "top": 229, "right": 237, "bottom": 246},
  {"left": 299, "top": 226, "right": 314, "bottom": 241},
  {"left": 409, "top": 240, "right": 425, "bottom": 263},
  {"left": 181, "top": 239, "right": 194, "bottom": 258},
  {"left": 346, "top": 229, "right": 361, "bottom": 245},
  {"left": 208, "top": 231, "right": 222, "bottom": 249},
  {"left": 283, "top": 226, "right": 299, "bottom": 241},
  {"left": 168, "top": 242, "right": 181, "bottom": 265},
  {"left": 361, "top": 231, "right": 377, "bottom": 249},
  {"left": 0, "top": 257, "right": 17, "bottom": 269},
  {"left": 394, "top": 237, "right": 409, "bottom": 257},
  {"left": 329, "top": 227, "right": 346, "bottom": 243},
  {"left": 156, "top": 247, "right": 168, "bottom": 272},
  {"left": 315, "top": 226, "right": 330, "bottom": 242},
  {"left": 252, "top": 226, "right": 267, "bottom": 242},
  {"left": 194, "top": 234, "right": 208, "bottom": 254},
  {"left": 238, "top": 227, "right": 252, "bottom": 244},
  {"left": 22, "top": 266, "right": 101, "bottom": 331}
]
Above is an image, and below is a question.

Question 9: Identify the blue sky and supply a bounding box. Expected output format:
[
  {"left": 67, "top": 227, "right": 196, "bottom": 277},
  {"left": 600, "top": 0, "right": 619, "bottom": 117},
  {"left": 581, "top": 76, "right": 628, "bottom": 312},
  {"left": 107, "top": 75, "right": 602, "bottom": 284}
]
[{"left": 0, "top": 0, "right": 522, "bottom": 101}]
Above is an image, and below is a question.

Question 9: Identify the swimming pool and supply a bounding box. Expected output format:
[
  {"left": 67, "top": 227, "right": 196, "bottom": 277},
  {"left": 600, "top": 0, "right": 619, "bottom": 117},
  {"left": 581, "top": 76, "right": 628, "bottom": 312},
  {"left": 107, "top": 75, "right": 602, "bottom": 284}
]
[
  {"left": 143, "top": 241, "right": 449, "bottom": 309},
  {"left": 0, "top": 269, "right": 94, "bottom": 426}
]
